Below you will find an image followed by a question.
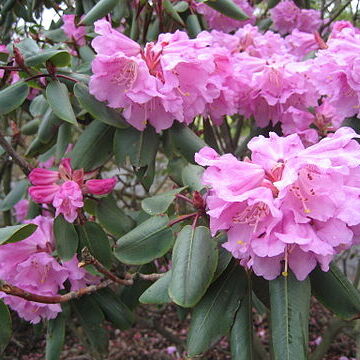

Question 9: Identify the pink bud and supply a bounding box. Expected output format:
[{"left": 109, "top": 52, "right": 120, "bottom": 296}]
[
  {"left": 29, "top": 168, "right": 59, "bottom": 185},
  {"left": 29, "top": 185, "right": 59, "bottom": 203},
  {"left": 85, "top": 178, "right": 116, "bottom": 195}
]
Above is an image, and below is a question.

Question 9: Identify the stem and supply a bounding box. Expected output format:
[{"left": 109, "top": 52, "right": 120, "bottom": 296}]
[
  {"left": 0, "top": 66, "right": 22, "bottom": 71},
  {"left": 0, "top": 130, "right": 32, "bottom": 176},
  {"left": 79, "top": 247, "right": 133, "bottom": 286},
  {"left": 0, "top": 279, "right": 113, "bottom": 304},
  {"left": 175, "top": 193, "right": 193, "bottom": 205},
  {"left": 168, "top": 212, "right": 197, "bottom": 227},
  {"left": 320, "top": 0, "right": 352, "bottom": 33},
  {"left": 24, "top": 73, "right": 78, "bottom": 83}
]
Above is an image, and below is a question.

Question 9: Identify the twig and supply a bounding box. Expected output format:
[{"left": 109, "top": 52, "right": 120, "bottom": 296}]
[
  {"left": 320, "top": 0, "right": 352, "bottom": 33},
  {"left": 0, "top": 131, "right": 32, "bottom": 176},
  {"left": 168, "top": 212, "right": 198, "bottom": 227},
  {"left": 79, "top": 247, "right": 134, "bottom": 286},
  {"left": 0, "top": 279, "right": 113, "bottom": 304},
  {"left": 24, "top": 73, "right": 78, "bottom": 83}
]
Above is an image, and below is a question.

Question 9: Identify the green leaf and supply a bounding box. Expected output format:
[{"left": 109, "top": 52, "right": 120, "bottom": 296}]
[
  {"left": 139, "top": 271, "right": 172, "bottom": 304},
  {"left": 269, "top": 272, "right": 310, "bottom": 360},
  {"left": 80, "top": 0, "right": 118, "bottom": 25},
  {"left": 0, "top": 223, "right": 37, "bottom": 245},
  {"left": 37, "top": 110, "right": 63, "bottom": 144},
  {"left": 54, "top": 215, "right": 79, "bottom": 261},
  {"left": 187, "top": 264, "right": 248, "bottom": 356},
  {"left": 21, "top": 119, "right": 40, "bottom": 135},
  {"left": 45, "top": 313, "right": 65, "bottom": 360},
  {"left": 25, "top": 49, "right": 71, "bottom": 67},
  {"left": 0, "top": 300, "right": 11, "bottom": 355},
  {"left": 43, "top": 29, "right": 67, "bottom": 42},
  {"left": 74, "top": 83, "right": 128, "bottom": 128},
  {"left": 96, "top": 195, "right": 135, "bottom": 238},
  {"left": 77, "top": 222, "right": 112, "bottom": 268},
  {"left": 310, "top": 264, "right": 360, "bottom": 320},
  {"left": 56, "top": 122, "right": 72, "bottom": 160},
  {"left": 169, "top": 123, "right": 207, "bottom": 163},
  {"left": 46, "top": 80, "right": 77, "bottom": 125},
  {"left": 0, "top": 180, "right": 27, "bottom": 212},
  {"left": 114, "top": 215, "right": 174, "bottom": 265},
  {"left": 114, "top": 126, "right": 159, "bottom": 168},
  {"left": 72, "top": 297, "right": 108, "bottom": 355},
  {"left": 14, "top": 38, "right": 39, "bottom": 58},
  {"left": 29, "top": 94, "right": 49, "bottom": 117},
  {"left": 163, "top": 0, "right": 185, "bottom": 25},
  {"left": 141, "top": 187, "right": 186, "bottom": 215},
  {"left": 181, "top": 164, "right": 204, "bottom": 192},
  {"left": 231, "top": 283, "right": 253, "bottom": 360},
  {"left": 169, "top": 226, "right": 218, "bottom": 308},
  {"left": 93, "top": 288, "right": 135, "bottom": 330},
  {"left": 213, "top": 245, "right": 232, "bottom": 281},
  {"left": 201, "top": 0, "right": 249, "bottom": 20},
  {"left": 0, "top": 82, "right": 29, "bottom": 115},
  {"left": 186, "top": 14, "right": 202, "bottom": 38},
  {"left": 70, "top": 120, "right": 114, "bottom": 171}
]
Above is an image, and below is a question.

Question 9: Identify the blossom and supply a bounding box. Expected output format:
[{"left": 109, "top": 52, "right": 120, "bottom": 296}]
[
  {"left": 196, "top": 0, "right": 255, "bottom": 33},
  {"left": 28, "top": 158, "right": 116, "bottom": 222},
  {"left": 62, "top": 14, "right": 86, "bottom": 46},
  {"left": 14, "top": 199, "right": 29, "bottom": 223},
  {"left": 0, "top": 216, "right": 98, "bottom": 323},
  {"left": 195, "top": 127, "right": 360, "bottom": 280},
  {"left": 270, "top": 1, "right": 322, "bottom": 35},
  {"left": 90, "top": 20, "right": 239, "bottom": 131}
]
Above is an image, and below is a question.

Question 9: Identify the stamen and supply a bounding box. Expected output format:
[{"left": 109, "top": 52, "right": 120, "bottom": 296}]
[{"left": 282, "top": 248, "right": 289, "bottom": 277}]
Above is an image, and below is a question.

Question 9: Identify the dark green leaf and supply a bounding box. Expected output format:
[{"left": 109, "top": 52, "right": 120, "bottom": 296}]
[
  {"left": 187, "top": 264, "right": 248, "bottom": 356},
  {"left": 71, "top": 120, "right": 114, "bottom": 171},
  {"left": 0, "top": 223, "right": 37, "bottom": 245},
  {"left": 141, "top": 187, "right": 186, "bottom": 215},
  {"left": 72, "top": 297, "right": 108, "bottom": 355},
  {"left": 114, "top": 126, "right": 159, "bottom": 168},
  {"left": 77, "top": 222, "right": 112, "bottom": 268},
  {"left": 0, "top": 180, "right": 27, "bottom": 212},
  {"left": 202, "top": 0, "right": 249, "bottom": 20},
  {"left": 213, "top": 245, "right": 232, "bottom": 281},
  {"left": 169, "top": 226, "right": 218, "bottom": 308},
  {"left": 45, "top": 313, "right": 65, "bottom": 360},
  {"left": 310, "top": 264, "right": 360, "bottom": 320},
  {"left": 93, "top": 288, "right": 134, "bottom": 330},
  {"left": 231, "top": 282, "right": 253, "bottom": 360},
  {"left": 169, "top": 123, "right": 207, "bottom": 163},
  {"left": 80, "top": 0, "right": 118, "bottom": 25},
  {"left": 29, "top": 94, "right": 49, "bottom": 117},
  {"left": 163, "top": 0, "right": 185, "bottom": 25},
  {"left": 181, "top": 164, "right": 204, "bottom": 192},
  {"left": 114, "top": 215, "right": 174, "bottom": 265},
  {"left": 56, "top": 122, "right": 72, "bottom": 160},
  {"left": 26, "top": 49, "right": 71, "bottom": 67},
  {"left": 37, "top": 110, "right": 63, "bottom": 144},
  {"left": 139, "top": 271, "right": 172, "bottom": 304},
  {"left": 186, "top": 14, "right": 202, "bottom": 38},
  {"left": 0, "top": 300, "right": 11, "bottom": 355},
  {"left": 96, "top": 195, "right": 135, "bottom": 238},
  {"left": 46, "top": 80, "right": 77, "bottom": 125},
  {"left": 0, "top": 82, "right": 29, "bottom": 115},
  {"left": 269, "top": 272, "right": 310, "bottom": 360},
  {"left": 14, "top": 38, "right": 39, "bottom": 57},
  {"left": 21, "top": 119, "right": 40, "bottom": 135},
  {"left": 54, "top": 215, "right": 79, "bottom": 261},
  {"left": 74, "top": 83, "right": 127, "bottom": 128}
]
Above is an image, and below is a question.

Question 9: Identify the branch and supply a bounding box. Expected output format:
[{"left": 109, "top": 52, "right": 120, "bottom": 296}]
[
  {"left": 320, "top": 0, "right": 352, "bottom": 33},
  {"left": 0, "top": 131, "right": 32, "bottom": 176},
  {"left": 0, "top": 279, "right": 113, "bottom": 304}
]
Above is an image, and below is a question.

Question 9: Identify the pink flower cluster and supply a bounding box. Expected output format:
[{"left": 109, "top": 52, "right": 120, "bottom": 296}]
[
  {"left": 28, "top": 158, "right": 116, "bottom": 223},
  {"left": 270, "top": 0, "right": 322, "bottom": 35},
  {"left": 89, "top": 19, "right": 245, "bottom": 131},
  {"left": 0, "top": 216, "right": 97, "bottom": 323},
  {"left": 195, "top": 127, "right": 360, "bottom": 280},
  {"left": 195, "top": 0, "right": 256, "bottom": 33},
  {"left": 61, "top": 14, "right": 86, "bottom": 46}
]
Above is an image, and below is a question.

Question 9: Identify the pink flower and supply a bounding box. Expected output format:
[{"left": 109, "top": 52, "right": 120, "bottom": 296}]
[
  {"left": 62, "top": 14, "right": 86, "bottom": 46},
  {"left": 14, "top": 199, "right": 29, "bottom": 223},
  {"left": 196, "top": 127, "right": 360, "bottom": 280},
  {"left": 0, "top": 216, "right": 98, "bottom": 323},
  {"left": 28, "top": 158, "right": 116, "bottom": 222},
  {"left": 270, "top": 1, "right": 322, "bottom": 35},
  {"left": 196, "top": 0, "right": 255, "bottom": 33},
  {"left": 53, "top": 181, "right": 84, "bottom": 223}
]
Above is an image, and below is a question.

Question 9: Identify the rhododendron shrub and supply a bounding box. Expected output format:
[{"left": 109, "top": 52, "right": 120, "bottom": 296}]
[{"left": 0, "top": 0, "right": 359, "bottom": 359}]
